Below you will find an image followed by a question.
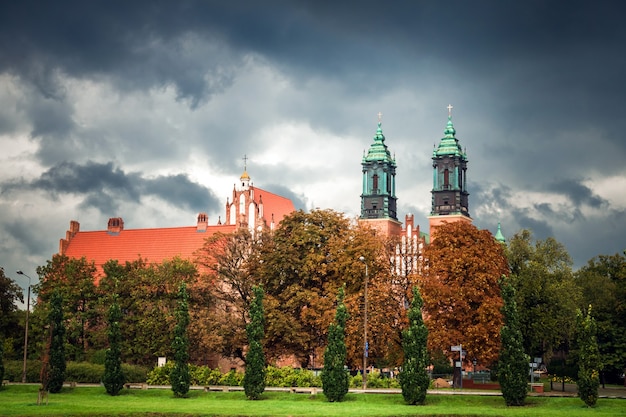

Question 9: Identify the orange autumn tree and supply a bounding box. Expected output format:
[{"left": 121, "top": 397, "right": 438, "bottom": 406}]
[{"left": 419, "top": 221, "right": 509, "bottom": 367}]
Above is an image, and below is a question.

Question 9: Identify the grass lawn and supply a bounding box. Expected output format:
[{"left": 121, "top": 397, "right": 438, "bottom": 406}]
[{"left": 1, "top": 385, "right": 625, "bottom": 417}]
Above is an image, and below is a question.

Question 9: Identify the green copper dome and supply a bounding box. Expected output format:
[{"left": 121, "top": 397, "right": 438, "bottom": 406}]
[
  {"left": 495, "top": 222, "right": 506, "bottom": 243},
  {"left": 364, "top": 122, "right": 396, "bottom": 165},
  {"left": 433, "top": 115, "right": 466, "bottom": 159}
]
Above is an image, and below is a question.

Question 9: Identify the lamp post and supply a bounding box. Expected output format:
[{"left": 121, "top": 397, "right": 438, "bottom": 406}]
[
  {"left": 17, "top": 270, "right": 32, "bottom": 384},
  {"left": 359, "top": 256, "right": 368, "bottom": 389}
]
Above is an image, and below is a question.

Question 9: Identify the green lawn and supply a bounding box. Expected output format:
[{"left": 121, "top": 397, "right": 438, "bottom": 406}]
[{"left": 1, "top": 385, "right": 625, "bottom": 417}]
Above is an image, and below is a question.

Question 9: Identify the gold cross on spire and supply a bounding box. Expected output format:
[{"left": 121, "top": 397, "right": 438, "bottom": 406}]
[{"left": 447, "top": 104, "right": 453, "bottom": 117}]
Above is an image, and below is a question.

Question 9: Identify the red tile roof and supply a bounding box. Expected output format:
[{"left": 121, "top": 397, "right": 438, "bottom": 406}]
[
  {"left": 63, "top": 224, "right": 236, "bottom": 279},
  {"left": 252, "top": 186, "right": 295, "bottom": 226}
]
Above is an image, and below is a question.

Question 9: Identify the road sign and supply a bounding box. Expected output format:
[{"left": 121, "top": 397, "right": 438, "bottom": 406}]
[{"left": 451, "top": 345, "right": 462, "bottom": 352}]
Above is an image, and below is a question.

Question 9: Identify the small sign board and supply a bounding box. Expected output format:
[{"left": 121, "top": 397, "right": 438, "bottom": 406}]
[
  {"left": 455, "top": 361, "right": 462, "bottom": 368},
  {"left": 534, "top": 357, "right": 542, "bottom": 364},
  {"left": 451, "top": 345, "right": 462, "bottom": 352}
]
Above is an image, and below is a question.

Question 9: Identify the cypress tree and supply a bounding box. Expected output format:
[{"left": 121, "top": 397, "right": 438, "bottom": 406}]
[
  {"left": 103, "top": 295, "right": 125, "bottom": 395},
  {"left": 171, "top": 282, "right": 191, "bottom": 397},
  {"left": 498, "top": 277, "right": 528, "bottom": 406},
  {"left": 48, "top": 290, "right": 66, "bottom": 393},
  {"left": 399, "top": 286, "right": 430, "bottom": 405},
  {"left": 321, "top": 286, "right": 349, "bottom": 402},
  {"left": 243, "top": 285, "right": 266, "bottom": 400},
  {"left": 577, "top": 306, "right": 601, "bottom": 407}
]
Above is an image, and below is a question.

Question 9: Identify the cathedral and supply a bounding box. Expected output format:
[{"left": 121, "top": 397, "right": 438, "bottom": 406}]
[
  {"left": 58, "top": 167, "right": 295, "bottom": 280},
  {"left": 58, "top": 106, "right": 498, "bottom": 281}
]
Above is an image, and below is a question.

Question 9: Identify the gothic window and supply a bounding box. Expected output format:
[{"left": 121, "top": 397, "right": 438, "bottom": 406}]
[
  {"left": 444, "top": 169, "right": 450, "bottom": 189},
  {"left": 372, "top": 174, "right": 379, "bottom": 193}
]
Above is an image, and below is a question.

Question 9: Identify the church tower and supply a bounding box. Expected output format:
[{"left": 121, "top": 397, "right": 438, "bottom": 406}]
[
  {"left": 359, "top": 115, "right": 402, "bottom": 236},
  {"left": 428, "top": 105, "right": 472, "bottom": 237}
]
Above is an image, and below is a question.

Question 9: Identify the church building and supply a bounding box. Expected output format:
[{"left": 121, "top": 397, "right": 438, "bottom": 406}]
[{"left": 58, "top": 169, "right": 295, "bottom": 280}]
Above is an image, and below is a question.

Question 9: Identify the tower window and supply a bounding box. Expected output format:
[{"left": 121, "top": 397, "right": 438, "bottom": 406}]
[
  {"left": 444, "top": 169, "right": 450, "bottom": 189},
  {"left": 372, "top": 174, "right": 379, "bottom": 193}
]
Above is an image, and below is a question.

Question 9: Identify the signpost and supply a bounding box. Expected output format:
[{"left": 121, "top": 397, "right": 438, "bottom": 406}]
[{"left": 451, "top": 344, "right": 463, "bottom": 389}]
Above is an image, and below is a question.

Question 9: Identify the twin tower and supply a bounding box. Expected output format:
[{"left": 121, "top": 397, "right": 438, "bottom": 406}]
[{"left": 359, "top": 107, "right": 471, "bottom": 239}]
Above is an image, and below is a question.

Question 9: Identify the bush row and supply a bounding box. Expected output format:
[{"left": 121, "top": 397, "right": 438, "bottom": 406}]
[
  {"left": 145, "top": 364, "right": 403, "bottom": 388},
  {"left": 2, "top": 360, "right": 149, "bottom": 383}
]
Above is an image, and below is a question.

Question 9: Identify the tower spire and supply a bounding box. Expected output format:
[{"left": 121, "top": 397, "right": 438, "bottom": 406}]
[
  {"left": 428, "top": 105, "right": 472, "bottom": 237},
  {"left": 359, "top": 113, "right": 401, "bottom": 236}
]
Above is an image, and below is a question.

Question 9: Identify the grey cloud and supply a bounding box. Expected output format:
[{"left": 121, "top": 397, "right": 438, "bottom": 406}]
[
  {"left": 3, "top": 161, "right": 219, "bottom": 214},
  {"left": 546, "top": 179, "right": 608, "bottom": 209}
]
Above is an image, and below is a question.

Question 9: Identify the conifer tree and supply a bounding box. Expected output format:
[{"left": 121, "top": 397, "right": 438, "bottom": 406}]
[
  {"left": 321, "top": 286, "right": 349, "bottom": 402},
  {"left": 498, "top": 277, "right": 528, "bottom": 406},
  {"left": 103, "top": 295, "right": 125, "bottom": 395},
  {"left": 399, "top": 286, "right": 429, "bottom": 405},
  {"left": 171, "top": 282, "right": 191, "bottom": 397},
  {"left": 577, "top": 306, "right": 601, "bottom": 407},
  {"left": 243, "top": 285, "right": 265, "bottom": 400},
  {"left": 48, "top": 290, "right": 66, "bottom": 393}
]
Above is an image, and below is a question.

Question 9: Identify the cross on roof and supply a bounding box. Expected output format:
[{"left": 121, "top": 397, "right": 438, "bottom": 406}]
[
  {"left": 447, "top": 104, "right": 453, "bottom": 117},
  {"left": 242, "top": 154, "right": 248, "bottom": 171},
  {"left": 377, "top": 112, "right": 383, "bottom": 123}
]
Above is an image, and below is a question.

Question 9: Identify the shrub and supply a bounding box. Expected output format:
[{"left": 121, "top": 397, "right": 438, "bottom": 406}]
[
  {"left": 121, "top": 364, "right": 149, "bottom": 383},
  {"left": 220, "top": 369, "right": 244, "bottom": 386},
  {"left": 321, "top": 286, "right": 349, "bottom": 402},
  {"left": 65, "top": 362, "right": 104, "bottom": 383},
  {"left": 146, "top": 362, "right": 174, "bottom": 385}
]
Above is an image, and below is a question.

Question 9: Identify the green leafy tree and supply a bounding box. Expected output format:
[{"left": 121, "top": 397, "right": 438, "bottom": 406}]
[
  {"left": 575, "top": 252, "right": 626, "bottom": 384},
  {"left": 506, "top": 230, "right": 581, "bottom": 360},
  {"left": 48, "top": 290, "right": 66, "bottom": 393},
  {"left": 171, "top": 282, "right": 191, "bottom": 397},
  {"left": 321, "top": 286, "right": 349, "bottom": 402},
  {"left": 103, "top": 295, "right": 125, "bottom": 395},
  {"left": 399, "top": 286, "right": 429, "bottom": 405},
  {"left": 498, "top": 277, "right": 528, "bottom": 406},
  {"left": 98, "top": 257, "right": 197, "bottom": 365},
  {"left": 35, "top": 255, "right": 98, "bottom": 362},
  {"left": 576, "top": 306, "right": 601, "bottom": 407},
  {"left": 260, "top": 209, "right": 352, "bottom": 367},
  {"left": 0, "top": 269, "right": 23, "bottom": 361},
  {"left": 243, "top": 286, "right": 265, "bottom": 400}
]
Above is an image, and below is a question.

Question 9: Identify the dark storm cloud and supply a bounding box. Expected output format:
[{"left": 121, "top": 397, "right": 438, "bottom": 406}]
[
  {"left": 2, "top": 161, "right": 220, "bottom": 214},
  {"left": 546, "top": 179, "right": 608, "bottom": 209}
]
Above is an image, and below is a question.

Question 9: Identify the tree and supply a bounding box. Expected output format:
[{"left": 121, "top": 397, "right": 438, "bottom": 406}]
[
  {"left": 0, "top": 269, "right": 23, "bottom": 361},
  {"left": 195, "top": 229, "right": 264, "bottom": 363},
  {"left": 321, "top": 286, "right": 349, "bottom": 402},
  {"left": 575, "top": 252, "right": 626, "bottom": 384},
  {"left": 171, "top": 282, "right": 191, "bottom": 398},
  {"left": 103, "top": 295, "right": 125, "bottom": 396},
  {"left": 498, "top": 277, "right": 528, "bottom": 406},
  {"left": 35, "top": 255, "right": 98, "bottom": 361},
  {"left": 260, "top": 209, "right": 352, "bottom": 367},
  {"left": 576, "top": 306, "right": 601, "bottom": 407},
  {"left": 98, "top": 257, "right": 198, "bottom": 365},
  {"left": 399, "top": 286, "right": 429, "bottom": 405},
  {"left": 419, "top": 221, "right": 509, "bottom": 366},
  {"left": 506, "top": 230, "right": 581, "bottom": 361},
  {"left": 243, "top": 286, "right": 265, "bottom": 400},
  {"left": 47, "top": 290, "right": 66, "bottom": 393}
]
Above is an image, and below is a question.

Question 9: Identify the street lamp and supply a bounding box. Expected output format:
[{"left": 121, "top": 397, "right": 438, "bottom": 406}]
[
  {"left": 359, "top": 256, "right": 368, "bottom": 389},
  {"left": 17, "top": 270, "right": 32, "bottom": 384}
]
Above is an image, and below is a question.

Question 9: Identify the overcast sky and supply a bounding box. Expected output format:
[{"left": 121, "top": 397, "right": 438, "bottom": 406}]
[{"left": 2, "top": 0, "right": 626, "bottom": 296}]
